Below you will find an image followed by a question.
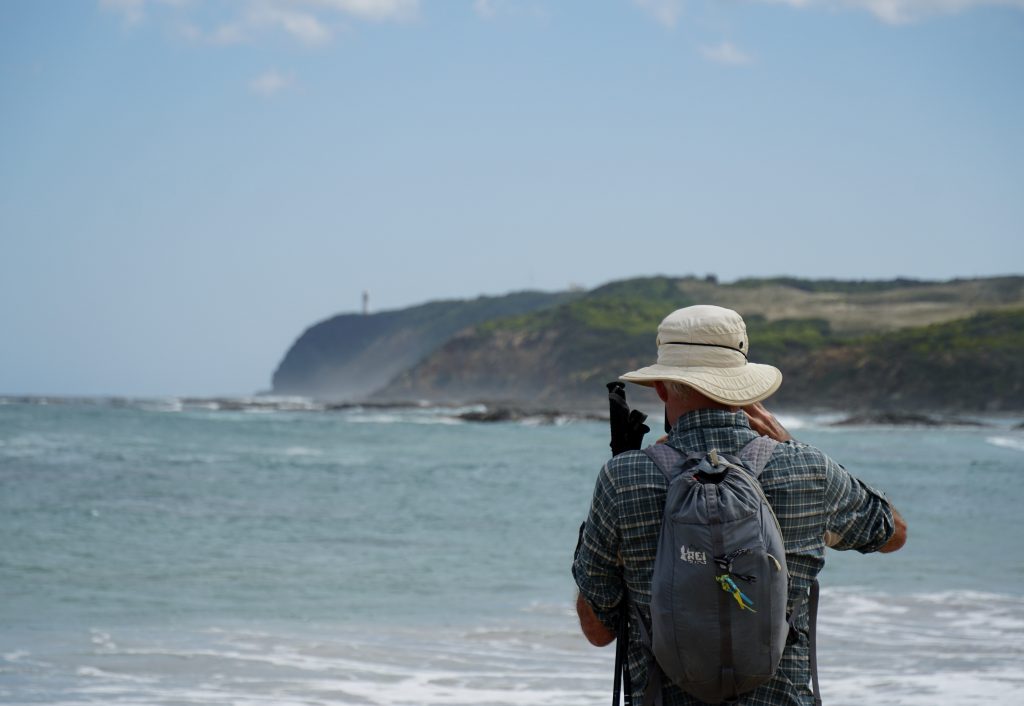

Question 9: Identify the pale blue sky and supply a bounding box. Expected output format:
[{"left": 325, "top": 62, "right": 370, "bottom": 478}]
[{"left": 1, "top": 0, "right": 1022, "bottom": 397}]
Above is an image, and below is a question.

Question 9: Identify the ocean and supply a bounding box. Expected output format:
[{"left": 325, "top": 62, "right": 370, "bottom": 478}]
[{"left": 1, "top": 398, "right": 1022, "bottom": 705}]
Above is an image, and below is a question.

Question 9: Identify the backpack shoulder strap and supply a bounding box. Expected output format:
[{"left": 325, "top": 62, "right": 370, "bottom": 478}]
[
  {"left": 741, "top": 436, "right": 821, "bottom": 705},
  {"left": 642, "top": 444, "right": 704, "bottom": 482},
  {"left": 736, "top": 435, "right": 780, "bottom": 478}
]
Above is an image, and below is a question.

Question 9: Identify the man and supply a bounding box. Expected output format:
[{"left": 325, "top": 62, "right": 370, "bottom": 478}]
[{"left": 573, "top": 305, "right": 907, "bottom": 705}]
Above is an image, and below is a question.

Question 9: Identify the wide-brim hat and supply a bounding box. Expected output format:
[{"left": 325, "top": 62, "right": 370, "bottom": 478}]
[{"left": 620, "top": 305, "right": 782, "bottom": 406}]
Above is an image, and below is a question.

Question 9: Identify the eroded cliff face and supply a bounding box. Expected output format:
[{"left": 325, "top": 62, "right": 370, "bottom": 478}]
[
  {"left": 768, "top": 309, "right": 1024, "bottom": 412},
  {"left": 379, "top": 324, "right": 666, "bottom": 410},
  {"left": 380, "top": 327, "right": 565, "bottom": 403}
]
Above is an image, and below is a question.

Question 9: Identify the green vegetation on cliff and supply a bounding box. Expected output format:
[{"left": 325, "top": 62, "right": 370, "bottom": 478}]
[
  {"left": 744, "top": 316, "right": 835, "bottom": 361},
  {"left": 872, "top": 308, "right": 1024, "bottom": 353},
  {"left": 731, "top": 276, "right": 935, "bottom": 294},
  {"left": 480, "top": 277, "right": 689, "bottom": 336}
]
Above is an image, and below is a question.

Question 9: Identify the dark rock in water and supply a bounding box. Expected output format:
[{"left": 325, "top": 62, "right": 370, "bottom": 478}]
[
  {"left": 939, "top": 417, "right": 988, "bottom": 427},
  {"left": 324, "top": 400, "right": 430, "bottom": 411},
  {"left": 458, "top": 407, "right": 605, "bottom": 424},
  {"left": 833, "top": 413, "right": 938, "bottom": 426},
  {"left": 832, "top": 412, "right": 988, "bottom": 427},
  {"left": 459, "top": 408, "right": 523, "bottom": 422}
]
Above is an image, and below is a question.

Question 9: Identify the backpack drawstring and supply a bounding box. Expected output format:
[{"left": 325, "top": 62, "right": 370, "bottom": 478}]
[{"left": 715, "top": 548, "right": 757, "bottom": 611}]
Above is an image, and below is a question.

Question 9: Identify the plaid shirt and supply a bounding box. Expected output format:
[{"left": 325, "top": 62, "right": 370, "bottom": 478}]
[{"left": 573, "top": 409, "right": 895, "bottom": 705}]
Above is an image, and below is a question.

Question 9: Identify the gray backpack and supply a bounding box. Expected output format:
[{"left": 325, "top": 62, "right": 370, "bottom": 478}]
[{"left": 637, "top": 437, "right": 805, "bottom": 705}]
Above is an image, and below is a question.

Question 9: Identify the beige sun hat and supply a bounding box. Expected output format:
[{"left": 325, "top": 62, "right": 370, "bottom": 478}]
[{"left": 620, "top": 305, "right": 782, "bottom": 406}]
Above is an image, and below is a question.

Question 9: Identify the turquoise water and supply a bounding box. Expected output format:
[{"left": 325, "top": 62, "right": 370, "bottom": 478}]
[{"left": 2, "top": 399, "right": 1023, "bottom": 704}]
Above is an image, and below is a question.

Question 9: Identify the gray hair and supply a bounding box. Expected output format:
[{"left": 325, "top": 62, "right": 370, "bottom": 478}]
[{"left": 662, "top": 381, "right": 694, "bottom": 401}]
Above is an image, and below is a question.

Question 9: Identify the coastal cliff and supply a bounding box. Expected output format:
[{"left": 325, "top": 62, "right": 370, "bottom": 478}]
[
  {"left": 273, "top": 276, "right": 1024, "bottom": 412},
  {"left": 271, "top": 290, "right": 580, "bottom": 399}
]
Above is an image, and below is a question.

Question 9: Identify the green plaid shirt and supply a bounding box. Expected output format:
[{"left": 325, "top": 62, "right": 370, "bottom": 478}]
[{"left": 573, "top": 409, "right": 895, "bottom": 705}]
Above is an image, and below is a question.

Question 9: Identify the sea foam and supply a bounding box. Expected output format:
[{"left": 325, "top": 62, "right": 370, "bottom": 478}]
[
  {"left": 7, "top": 590, "right": 1021, "bottom": 706},
  {"left": 987, "top": 435, "right": 1024, "bottom": 452}
]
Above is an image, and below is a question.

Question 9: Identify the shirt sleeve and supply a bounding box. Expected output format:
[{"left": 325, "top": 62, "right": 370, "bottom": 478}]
[
  {"left": 823, "top": 457, "right": 896, "bottom": 553},
  {"left": 572, "top": 462, "right": 623, "bottom": 631}
]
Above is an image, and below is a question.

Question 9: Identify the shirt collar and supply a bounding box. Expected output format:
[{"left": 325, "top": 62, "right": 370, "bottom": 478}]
[
  {"left": 672, "top": 408, "right": 751, "bottom": 433},
  {"left": 667, "top": 408, "right": 754, "bottom": 451}
]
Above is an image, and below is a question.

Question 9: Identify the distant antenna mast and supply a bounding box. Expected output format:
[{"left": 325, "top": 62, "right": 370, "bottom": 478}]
[{"left": 362, "top": 290, "right": 370, "bottom": 315}]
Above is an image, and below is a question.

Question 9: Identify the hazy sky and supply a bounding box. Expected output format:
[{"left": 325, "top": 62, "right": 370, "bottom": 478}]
[{"left": 2, "top": 0, "right": 1022, "bottom": 397}]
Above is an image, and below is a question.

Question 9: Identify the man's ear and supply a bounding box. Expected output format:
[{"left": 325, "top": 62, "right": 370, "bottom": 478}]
[{"left": 654, "top": 381, "right": 668, "bottom": 402}]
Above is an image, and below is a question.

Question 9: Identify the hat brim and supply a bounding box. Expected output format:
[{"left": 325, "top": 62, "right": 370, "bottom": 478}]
[{"left": 620, "top": 362, "right": 782, "bottom": 406}]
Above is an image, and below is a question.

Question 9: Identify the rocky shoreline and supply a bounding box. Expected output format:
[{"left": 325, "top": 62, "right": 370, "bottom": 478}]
[
  {"left": 827, "top": 412, "right": 991, "bottom": 427},
  {"left": 3, "top": 395, "right": 1020, "bottom": 429}
]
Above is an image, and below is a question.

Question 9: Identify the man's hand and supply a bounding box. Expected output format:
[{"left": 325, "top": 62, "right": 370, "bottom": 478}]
[
  {"left": 879, "top": 504, "right": 908, "bottom": 553},
  {"left": 743, "top": 402, "right": 794, "bottom": 442},
  {"left": 741, "top": 401, "right": 794, "bottom": 440},
  {"left": 576, "top": 593, "right": 616, "bottom": 647}
]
